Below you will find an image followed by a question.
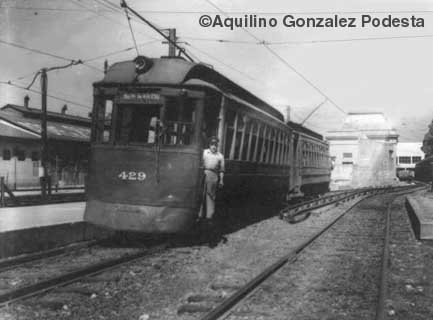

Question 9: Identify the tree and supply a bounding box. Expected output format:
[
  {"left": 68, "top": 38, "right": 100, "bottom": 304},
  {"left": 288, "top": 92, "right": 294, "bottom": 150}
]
[{"left": 422, "top": 120, "right": 433, "bottom": 156}]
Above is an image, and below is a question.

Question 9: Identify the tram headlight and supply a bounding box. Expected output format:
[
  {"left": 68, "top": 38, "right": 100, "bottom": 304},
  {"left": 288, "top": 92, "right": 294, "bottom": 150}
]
[{"left": 134, "top": 56, "right": 153, "bottom": 74}]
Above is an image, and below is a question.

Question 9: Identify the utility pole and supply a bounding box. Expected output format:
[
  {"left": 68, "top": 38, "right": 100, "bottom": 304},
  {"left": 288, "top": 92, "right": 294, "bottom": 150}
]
[
  {"left": 40, "top": 68, "right": 48, "bottom": 200},
  {"left": 26, "top": 60, "right": 82, "bottom": 201},
  {"left": 168, "top": 28, "right": 176, "bottom": 57}
]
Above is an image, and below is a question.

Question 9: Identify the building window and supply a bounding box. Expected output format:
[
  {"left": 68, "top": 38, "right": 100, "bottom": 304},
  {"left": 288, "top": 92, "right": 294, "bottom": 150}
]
[
  {"left": 412, "top": 156, "right": 422, "bottom": 164},
  {"left": 33, "top": 161, "right": 39, "bottom": 177},
  {"left": 3, "top": 149, "right": 11, "bottom": 160},
  {"left": 398, "top": 156, "right": 411, "bottom": 164},
  {"left": 13, "top": 148, "right": 25, "bottom": 161},
  {"left": 342, "top": 161, "right": 353, "bottom": 165},
  {"left": 31, "top": 151, "right": 40, "bottom": 161},
  {"left": 343, "top": 152, "right": 352, "bottom": 158}
]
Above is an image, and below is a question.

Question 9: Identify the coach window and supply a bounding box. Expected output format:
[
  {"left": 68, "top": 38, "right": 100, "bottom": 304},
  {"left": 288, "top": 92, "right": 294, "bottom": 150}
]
[
  {"left": 233, "top": 114, "right": 244, "bottom": 159},
  {"left": 224, "top": 109, "right": 236, "bottom": 158},
  {"left": 261, "top": 126, "right": 270, "bottom": 163},
  {"left": 276, "top": 131, "right": 283, "bottom": 164},
  {"left": 267, "top": 129, "right": 276, "bottom": 164},
  {"left": 3, "top": 149, "right": 10, "bottom": 160},
  {"left": 245, "top": 121, "right": 255, "bottom": 161},
  {"left": 251, "top": 123, "right": 260, "bottom": 162},
  {"left": 255, "top": 124, "right": 264, "bottom": 162}
]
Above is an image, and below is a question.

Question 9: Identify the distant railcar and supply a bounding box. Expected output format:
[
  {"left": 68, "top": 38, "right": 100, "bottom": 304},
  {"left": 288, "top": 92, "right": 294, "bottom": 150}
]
[
  {"left": 415, "top": 156, "right": 433, "bottom": 182},
  {"left": 396, "top": 143, "right": 423, "bottom": 180},
  {"left": 84, "top": 56, "right": 331, "bottom": 233}
]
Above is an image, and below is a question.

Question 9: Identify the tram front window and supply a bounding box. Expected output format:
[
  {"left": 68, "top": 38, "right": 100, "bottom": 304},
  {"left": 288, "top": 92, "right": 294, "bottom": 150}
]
[
  {"left": 115, "top": 104, "right": 160, "bottom": 144},
  {"left": 113, "top": 97, "right": 196, "bottom": 146}
]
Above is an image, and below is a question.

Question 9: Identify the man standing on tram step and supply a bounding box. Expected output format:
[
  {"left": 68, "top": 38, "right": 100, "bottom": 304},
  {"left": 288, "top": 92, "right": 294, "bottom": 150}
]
[{"left": 199, "top": 136, "right": 225, "bottom": 232}]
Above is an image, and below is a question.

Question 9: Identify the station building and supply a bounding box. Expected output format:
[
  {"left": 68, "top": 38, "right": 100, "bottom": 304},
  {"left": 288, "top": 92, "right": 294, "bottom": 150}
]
[
  {"left": 0, "top": 96, "right": 90, "bottom": 189},
  {"left": 325, "top": 112, "right": 399, "bottom": 189}
]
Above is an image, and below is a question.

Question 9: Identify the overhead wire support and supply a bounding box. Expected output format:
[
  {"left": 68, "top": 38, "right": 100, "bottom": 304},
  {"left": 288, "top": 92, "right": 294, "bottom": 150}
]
[{"left": 120, "top": 0, "right": 195, "bottom": 62}]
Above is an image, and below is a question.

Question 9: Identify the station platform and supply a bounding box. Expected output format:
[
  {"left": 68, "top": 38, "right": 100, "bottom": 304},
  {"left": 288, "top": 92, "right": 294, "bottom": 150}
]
[
  {"left": 0, "top": 202, "right": 111, "bottom": 258},
  {"left": 406, "top": 191, "right": 433, "bottom": 240}
]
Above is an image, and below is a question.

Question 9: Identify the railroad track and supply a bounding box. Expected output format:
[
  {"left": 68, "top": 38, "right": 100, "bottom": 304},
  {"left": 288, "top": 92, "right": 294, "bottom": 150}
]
[
  {"left": 0, "top": 183, "right": 423, "bottom": 312},
  {"left": 280, "top": 184, "right": 422, "bottom": 224},
  {"left": 3, "top": 193, "right": 86, "bottom": 207},
  {"left": 193, "top": 184, "right": 427, "bottom": 320},
  {"left": 0, "top": 242, "right": 167, "bottom": 307}
]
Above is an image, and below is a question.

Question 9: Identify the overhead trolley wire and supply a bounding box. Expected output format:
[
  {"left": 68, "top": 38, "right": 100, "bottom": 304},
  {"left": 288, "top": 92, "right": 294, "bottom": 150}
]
[
  {"left": 181, "top": 34, "right": 433, "bottom": 45},
  {"left": 70, "top": 0, "right": 158, "bottom": 41},
  {"left": 0, "top": 38, "right": 104, "bottom": 73},
  {"left": 203, "top": 0, "right": 347, "bottom": 115}
]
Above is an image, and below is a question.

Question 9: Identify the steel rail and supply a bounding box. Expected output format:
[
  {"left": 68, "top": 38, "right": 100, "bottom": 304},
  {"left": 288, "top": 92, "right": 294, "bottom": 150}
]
[
  {"left": 0, "top": 244, "right": 167, "bottom": 306},
  {"left": 0, "top": 240, "right": 102, "bottom": 273},
  {"left": 280, "top": 185, "right": 420, "bottom": 224},
  {"left": 200, "top": 184, "right": 424, "bottom": 320},
  {"left": 375, "top": 185, "right": 428, "bottom": 320}
]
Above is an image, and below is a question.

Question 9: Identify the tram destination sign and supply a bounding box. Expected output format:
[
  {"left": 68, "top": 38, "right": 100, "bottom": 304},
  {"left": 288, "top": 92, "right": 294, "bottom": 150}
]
[{"left": 118, "top": 92, "right": 162, "bottom": 104}]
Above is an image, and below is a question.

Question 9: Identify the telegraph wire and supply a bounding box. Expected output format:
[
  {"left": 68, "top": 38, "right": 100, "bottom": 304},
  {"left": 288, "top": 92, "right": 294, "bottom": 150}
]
[
  {"left": 9, "top": 40, "right": 160, "bottom": 84},
  {"left": 83, "top": 40, "right": 160, "bottom": 62},
  {"left": 0, "top": 39, "right": 72, "bottom": 62},
  {"left": 203, "top": 0, "right": 347, "bottom": 115},
  {"left": 0, "top": 81, "right": 92, "bottom": 110}
]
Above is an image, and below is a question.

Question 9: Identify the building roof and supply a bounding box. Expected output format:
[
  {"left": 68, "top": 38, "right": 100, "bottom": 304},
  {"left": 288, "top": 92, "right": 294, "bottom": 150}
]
[
  {"left": 1, "top": 104, "right": 91, "bottom": 127},
  {"left": 0, "top": 110, "right": 90, "bottom": 142},
  {"left": 326, "top": 112, "right": 398, "bottom": 140}
]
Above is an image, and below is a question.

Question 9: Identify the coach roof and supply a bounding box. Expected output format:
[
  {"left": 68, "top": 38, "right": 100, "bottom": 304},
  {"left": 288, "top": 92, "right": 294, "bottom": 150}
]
[{"left": 96, "top": 56, "right": 284, "bottom": 121}]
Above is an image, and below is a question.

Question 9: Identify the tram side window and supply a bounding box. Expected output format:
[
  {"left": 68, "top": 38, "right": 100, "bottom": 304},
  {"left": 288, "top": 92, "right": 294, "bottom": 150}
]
[
  {"left": 224, "top": 109, "right": 236, "bottom": 158},
  {"left": 115, "top": 104, "right": 160, "bottom": 144},
  {"left": 249, "top": 123, "right": 258, "bottom": 162},
  {"left": 256, "top": 125, "right": 264, "bottom": 162},
  {"left": 242, "top": 121, "right": 251, "bottom": 161},
  {"left": 234, "top": 114, "right": 244, "bottom": 159}
]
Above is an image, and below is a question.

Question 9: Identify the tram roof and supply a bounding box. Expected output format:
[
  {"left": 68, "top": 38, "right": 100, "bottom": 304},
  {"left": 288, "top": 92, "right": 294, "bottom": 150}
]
[{"left": 97, "top": 56, "right": 284, "bottom": 122}]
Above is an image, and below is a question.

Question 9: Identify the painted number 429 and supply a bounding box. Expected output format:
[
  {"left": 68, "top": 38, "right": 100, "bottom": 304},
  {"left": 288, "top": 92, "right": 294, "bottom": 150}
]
[{"left": 118, "top": 171, "right": 146, "bottom": 181}]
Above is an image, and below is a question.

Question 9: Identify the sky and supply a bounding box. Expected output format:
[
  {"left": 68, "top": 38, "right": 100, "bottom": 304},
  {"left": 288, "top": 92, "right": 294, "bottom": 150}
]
[{"left": 0, "top": 0, "right": 433, "bottom": 142}]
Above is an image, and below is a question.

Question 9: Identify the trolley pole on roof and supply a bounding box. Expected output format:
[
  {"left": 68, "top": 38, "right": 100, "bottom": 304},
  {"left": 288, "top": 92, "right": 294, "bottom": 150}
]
[{"left": 40, "top": 68, "right": 48, "bottom": 200}]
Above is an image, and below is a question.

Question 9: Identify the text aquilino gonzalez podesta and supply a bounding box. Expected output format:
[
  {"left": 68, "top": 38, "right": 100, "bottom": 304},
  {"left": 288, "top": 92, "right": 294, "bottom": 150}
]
[{"left": 198, "top": 14, "right": 425, "bottom": 30}]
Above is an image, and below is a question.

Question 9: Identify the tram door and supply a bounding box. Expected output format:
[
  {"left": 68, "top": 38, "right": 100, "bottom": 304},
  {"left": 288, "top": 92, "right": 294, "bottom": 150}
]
[{"left": 202, "top": 98, "right": 221, "bottom": 147}]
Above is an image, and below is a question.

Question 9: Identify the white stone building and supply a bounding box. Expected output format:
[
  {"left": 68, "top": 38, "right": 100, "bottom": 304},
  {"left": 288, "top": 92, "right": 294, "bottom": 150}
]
[{"left": 326, "top": 112, "right": 399, "bottom": 189}]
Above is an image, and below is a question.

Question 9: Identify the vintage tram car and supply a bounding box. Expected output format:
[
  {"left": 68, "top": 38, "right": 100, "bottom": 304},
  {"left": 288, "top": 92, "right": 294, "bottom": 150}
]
[{"left": 84, "top": 56, "right": 331, "bottom": 233}]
